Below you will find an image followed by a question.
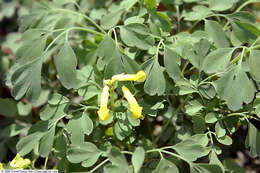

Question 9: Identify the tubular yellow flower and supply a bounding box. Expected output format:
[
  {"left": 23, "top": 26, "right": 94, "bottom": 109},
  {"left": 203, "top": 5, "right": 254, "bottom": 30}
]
[
  {"left": 10, "top": 154, "right": 31, "bottom": 169},
  {"left": 0, "top": 162, "right": 3, "bottom": 170},
  {"left": 122, "top": 86, "right": 143, "bottom": 119},
  {"left": 111, "top": 70, "right": 146, "bottom": 83},
  {"left": 97, "top": 85, "right": 110, "bottom": 121}
]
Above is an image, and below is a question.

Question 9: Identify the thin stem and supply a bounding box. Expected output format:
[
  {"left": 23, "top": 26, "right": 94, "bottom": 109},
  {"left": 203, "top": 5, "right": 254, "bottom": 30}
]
[
  {"left": 52, "top": 8, "right": 106, "bottom": 34},
  {"left": 88, "top": 159, "right": 109, "bottom": 173},
  {"left": 70, "top": 26, "right": 105, "bottom": 37},
  {"left": 160, "top": 150, "right": 192, "bottom": 165},
  {"left": 207, "top": 128, "right": 214, "bottom": 146},
  {"left": 250, "top": 37, "right": 260, "bottom": 48},
  {"left": 122, "top": 151, "right": 133, "bottom": 155},
  {"left": 112, "top": 28, "right": 118, "bottom": 46},
  {"left": 181, "top": 61, "right": 190, "bottom": 75},
  {"left": 176, "top": 5, "right": 181, "bottom": 33},
  {"left": 220, "top": 112, "right": 250, "bottom": 123},
  {"left": 223, "top": 0, "right": 256, "bottom": 31},
  {"left": 252, "top": 44, "right": 260, "bottom": 50},
  {"left": 44, "top": 156, "right": 49, "bottom": 169},
  {"left": 236, "top": 0, "right": 256, "bottom": 12}
]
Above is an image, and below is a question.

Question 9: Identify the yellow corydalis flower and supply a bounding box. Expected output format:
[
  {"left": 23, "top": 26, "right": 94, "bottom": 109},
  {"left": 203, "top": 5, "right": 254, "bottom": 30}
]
[
  {"left": 122, "top": 86, "right": 143, "bottom": 119},
  {"left": 105, "top": 71, "right": 146, "bottom": 85},
  {"left": 0, "top": 162, "right": 3, "bottom": 170},
  {"left": 97, "top": 85, "right": 110, "bottom": 121},
  {"left": 10, "top": 154, "right": 31, "bottom": 169}
]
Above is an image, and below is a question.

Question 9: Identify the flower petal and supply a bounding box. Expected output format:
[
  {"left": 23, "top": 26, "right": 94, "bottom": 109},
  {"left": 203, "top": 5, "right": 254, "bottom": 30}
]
[
  {"left": 122, "top": 85, "right": 143, "bottom": 119},
  {"left": 98, "top": 85, "right": 110, "bottom": 121}
]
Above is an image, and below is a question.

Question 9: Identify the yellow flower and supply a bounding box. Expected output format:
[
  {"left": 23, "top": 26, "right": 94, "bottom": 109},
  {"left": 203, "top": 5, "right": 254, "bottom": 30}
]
[
  {"left": 10, "top": 154, "right": 31, "bottom": 169},
  {"left": 0, "top": 162, "right": 3, "bottom": 170},
  {"left": 122, "top": 86, "right": 143, "bottom": 119},
  {"left": 110, "top": 71, "right": 146, "bottom": 84},
  {"left": 97, "top": 85, "right": 110, "bottom": 121}
]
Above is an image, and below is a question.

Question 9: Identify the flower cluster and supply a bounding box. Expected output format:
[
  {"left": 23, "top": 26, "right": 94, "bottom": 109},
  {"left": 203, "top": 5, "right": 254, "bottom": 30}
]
[
  {"left": 0, "top": 162, "right": 3, "bottom": 170},
  {"left": 97, "top": 71, "right": 146, "bottom": 121},
  {"left": 10, "top": 154, "right": 31, "bottom": 169}
]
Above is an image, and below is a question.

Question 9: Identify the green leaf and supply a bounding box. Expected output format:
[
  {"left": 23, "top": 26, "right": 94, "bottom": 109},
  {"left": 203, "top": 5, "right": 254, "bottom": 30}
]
[
  {"left": 132, "top": 147, "right": 145, "bottom": 173},
  {"left": 245, "top": 123, "right": 260, "bottom": 158},
  {"left": 48, "top": 93, "right": 69, "bottom": 105},
  {"left": 202, "top": 48, "right": 234, "bottom": 73},
  {"left": 216, "top": 135, "right": 232, "bottom": 145},
  {"left": 113, "top": 113, "right": 133, "bottom": 141},
  {"left": 3, "top": 124, "right": 26, "bottom": 137},
  {"left": 66, "top": 114, "right": 85, "bottom": 145},
  {"left": 108, "top": 147, "right": 128, "bottom": 171},
  {"left": 101, "top": 10, "right": 123, "bottom": 30},
  {"left": 209, "top": 151, "right": 225, "bottom": 173},
  {"left": 120, "top": 24, "right": 154, "bottom": 50},
  {"left": 54, "top": 42, "right": 78, "bottom": 89},
  {"left": 183, "top": 5, "right": 213, "bottom": 21},
  {"left": 39, "top": 126, "right": 55, "bottom": 157},
  {"left": 54, "top": 135, "right": 67, "bottom": 158},
  {"left": 228, "top": 11, "right": 256, "bottom": 24},
  {"left": 209, "top": 0, "right": 238, "bottom": 11},
  {"left": 97, "top": 36, "right": 116, "bottom": 63},
  {"left": 53, "top": 0, "right": 74, "bottom": 5},
  {"left": 205, "top": 112, "right": 218, "bottom": 124},
  {"left": 191, "top": 163, "right": 223, "bottom": 173},
  {"left": 215, "top": 121, "right": 226, "bottom": 138},
  {"left": 249, "top": 50, "right": 260, "bottom": 82},
  {"left": 173, "top": 139, "right": 206, "bottom": 161},
  {"left": 67, "top": 142, "right": 102, "bottom": 167},
  {"left": 200, "top": 83, "right": 217, "bottom": 98},
  {"left": 17, "top": 101, "right": 32, "bottom": 116},
  {"left": 215, "top": 66, "right": 255, "bottom": 111},
  {"left": 205, "top": 20, "right": 229, "bottom": 48},
  {"left": 0, "top": 98, "right": 17, "bottom": 117},
  {"left": 191, "top": 134, "right": 209, "bottom": 147},
  {"left": 231, "top": 21, "right": 259, "bottom": 43},
  {"left": 185, "top": 39, "right": 210, "bottom": 70},
  {"left": 151, "top": 12, "right": 172, "bottom": 32},
  {"left": 153, "top": 159, "right": 179, "bottom": 173},
  {"left": 164, "top": 46, "right": 181, "bottom": 80},
  {"left": 16, "top": 35, "right": 47, "bottom": 63},
  {"left": 144, "top": 0, "right": 157, "bottom": 9},
  {"left": 185, "top": 100, "right": 204, "bottom": 116},
  {"left": 17, "top": 133, "right": 44, "bottom": 156},
  {"left": 120, "top": 0, "right": 138, "bottom": 11},
  {"left": 11, "top": 58, "right": 42, "bottom": 103},
  {"left": 104, "top": 165, "right": 125, "bottom": 173},
  {"left": 192, "top": 116, "right": 206, "bottom": 133},
  {"left": 81, "top": 113, "right": 93, "bottom": 135},
  {"left": 40, "top": 103, "right": 67, "bottom": 121},
  {"left": 144, "top": 58, "right": 166, "bottom": 96}
]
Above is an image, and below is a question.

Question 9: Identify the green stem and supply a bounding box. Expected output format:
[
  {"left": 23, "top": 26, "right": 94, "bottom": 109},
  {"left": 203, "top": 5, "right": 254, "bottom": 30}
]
[
  {"left": 53, "top": 8, "right": 106, "bottom": 34},
  {"left": 122, "top": 151, "right": 133, "bottom": 155},
  {"left": 44, "top": 156, "right": 49, "bottom": 169},
  {"left": 252, "top": 44, "right": 260, "bottom": 50},
  {"left": 181, "top": 61, "right": 189, "bottom": 75},
  {"left": 88, "top": 159, "right": 109, "bottom": 173},
  {"left": 207, "top": 128, "right": 214, "bottom": 146},
  {"left": 223, "top": 0, "right": 257, "bottom": 30},
  {"left": 160, "top": 150, "right": 192, "bottom": 165},
  {"left": 147, "top": 148, "right": 191, "bottom": 165}
]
